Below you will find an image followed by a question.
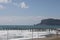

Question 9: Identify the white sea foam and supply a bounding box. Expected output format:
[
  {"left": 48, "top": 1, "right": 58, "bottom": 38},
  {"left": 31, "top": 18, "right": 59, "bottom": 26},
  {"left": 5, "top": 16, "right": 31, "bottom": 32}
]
[{"left": 0, "top": 30, "right": 59, "bottom": 40}]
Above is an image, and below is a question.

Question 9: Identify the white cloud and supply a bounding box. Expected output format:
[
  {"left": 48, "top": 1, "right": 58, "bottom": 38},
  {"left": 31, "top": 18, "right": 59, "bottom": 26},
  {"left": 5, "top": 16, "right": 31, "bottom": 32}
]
[
  {"left": 0, "top": 16, "right": 47, "bottom": 25},
  {"left": 20, "top": 2, "right": 29, "bottom": 8},
  {"left": 13, "top": 2, "right": 29, "bottom": 9},
  {"left": 0, "top": 5, "right": 6, "bottom": 9},
  {"left": 0, "top": 0, "right": 12, "bottom": 3}
]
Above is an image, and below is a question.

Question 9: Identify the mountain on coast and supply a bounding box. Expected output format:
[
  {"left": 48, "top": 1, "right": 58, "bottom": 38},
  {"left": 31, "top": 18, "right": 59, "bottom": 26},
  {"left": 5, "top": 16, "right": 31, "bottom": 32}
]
[{"left": 36, "top": 18, "right": 60, "bottom": 26}]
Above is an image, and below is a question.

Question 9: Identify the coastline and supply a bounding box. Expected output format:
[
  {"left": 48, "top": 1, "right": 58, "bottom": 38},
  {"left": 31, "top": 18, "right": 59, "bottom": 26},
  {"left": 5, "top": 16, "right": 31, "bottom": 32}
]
[
  {"left": 30, "top": 34, "right": 60, "bottom": 40},
  {"left": 0, "top": 30, "right": 60, "bottom": 40}
]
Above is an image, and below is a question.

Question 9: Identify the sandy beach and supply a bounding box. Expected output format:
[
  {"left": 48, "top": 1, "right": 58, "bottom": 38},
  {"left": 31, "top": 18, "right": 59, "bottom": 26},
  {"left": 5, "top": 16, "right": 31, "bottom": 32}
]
[{"left": 30, "top": 34, "right": 60, "bottom": 40}]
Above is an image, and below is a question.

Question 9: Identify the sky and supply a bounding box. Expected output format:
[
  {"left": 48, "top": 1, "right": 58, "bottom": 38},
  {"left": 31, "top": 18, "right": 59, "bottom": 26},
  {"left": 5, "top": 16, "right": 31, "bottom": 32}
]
[{"left": 0, "top": 0, "right": 60, "bottom": 25}]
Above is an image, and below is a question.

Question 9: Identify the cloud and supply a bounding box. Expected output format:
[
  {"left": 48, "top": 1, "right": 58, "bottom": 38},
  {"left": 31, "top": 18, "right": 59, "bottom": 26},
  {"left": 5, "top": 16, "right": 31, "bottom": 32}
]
[
  {"left": 20, "top": 2, "right": 29, "bottom": 8},
  {"left": 0, "top": 5, "right": 6, "bottom": 9},
  {"left": 0, "top": 0, "right": 12, "bottom": 3},
  {"left": 13, "top": 2, "right": 29, "bottom": 9},
  {"left": 0, "top": 16, "right": 47, "bottom": 25},
  {"left": 0, "top": 0, "right": 12, "bottom": 10}
]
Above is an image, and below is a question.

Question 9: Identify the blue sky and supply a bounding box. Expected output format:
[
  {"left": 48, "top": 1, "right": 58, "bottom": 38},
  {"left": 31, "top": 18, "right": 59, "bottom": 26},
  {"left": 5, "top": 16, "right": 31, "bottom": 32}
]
[{"left": 0, "top": 0, "right": 60, "bottom": 25}]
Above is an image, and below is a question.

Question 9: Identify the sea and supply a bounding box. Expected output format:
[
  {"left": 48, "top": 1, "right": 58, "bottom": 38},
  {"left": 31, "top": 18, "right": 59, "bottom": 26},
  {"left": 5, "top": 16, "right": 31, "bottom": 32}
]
[{"left": 0, "top": 25, "right": 60, "bottom": 40}]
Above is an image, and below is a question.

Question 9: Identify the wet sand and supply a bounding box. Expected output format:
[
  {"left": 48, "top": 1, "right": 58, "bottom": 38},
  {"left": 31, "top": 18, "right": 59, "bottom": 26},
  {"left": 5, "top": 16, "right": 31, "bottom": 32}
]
[{"left": 30, "top": 34, "right": 60, "bottom": 40}]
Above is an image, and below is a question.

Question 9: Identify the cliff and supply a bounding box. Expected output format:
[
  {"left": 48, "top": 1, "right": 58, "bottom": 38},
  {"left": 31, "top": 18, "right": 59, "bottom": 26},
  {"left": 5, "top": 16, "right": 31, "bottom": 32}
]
[{"left": 37, "top": 18, "right": 60, "bottom": 25}]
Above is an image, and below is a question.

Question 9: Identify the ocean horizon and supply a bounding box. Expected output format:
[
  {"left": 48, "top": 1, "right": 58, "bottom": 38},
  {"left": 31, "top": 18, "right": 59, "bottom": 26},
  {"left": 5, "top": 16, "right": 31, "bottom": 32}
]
[{"left": 0, "top": 25, "right": 60, "bottom": 30}]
